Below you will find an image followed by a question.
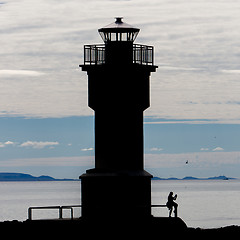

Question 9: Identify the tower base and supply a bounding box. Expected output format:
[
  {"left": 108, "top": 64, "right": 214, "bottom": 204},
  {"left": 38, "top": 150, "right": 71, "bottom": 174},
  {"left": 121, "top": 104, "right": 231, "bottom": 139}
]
[{"left": 80, "top": 169, "right": 152, "bottom": 219}]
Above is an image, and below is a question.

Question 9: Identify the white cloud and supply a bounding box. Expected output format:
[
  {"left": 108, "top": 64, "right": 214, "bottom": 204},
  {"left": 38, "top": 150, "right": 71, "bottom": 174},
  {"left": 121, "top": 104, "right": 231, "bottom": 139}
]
[
  {"left": 150, "top": 147, "right": 163, "bottom": 151},
  {"left": 0, "top": 143, "right": 6, "bottom": 148},
  {"left": 81, "top": 147, "right": 94, "bottom": 151},
  {"left": 0, "top": 70, "right": 44, "bottom": 77},
  {"left": 0, "top": 141, "right": 16, "bottom": 148},
  {"left": 200, "top": 148, "right": 209, "bottom": 151},
  {"left": 0, "top": 140, "right": 59, "bottom": 149},
  {"left": 0, "top": 156, "right": 94, "bottom": 167},
  {"left": 221, "top": 70, "right": 240, "bottom": 74},
  {"left": 20, "top": 141, "right": 59, "bottom": 149},
  {"left": 4, "top": 141, "right": 15, "bottom": 145},
  {"left": 159, "top": 65, "right": 202, "bottom": 72},
  {"left": 212, "top": 147, "right": 224, "bottom": 151}
]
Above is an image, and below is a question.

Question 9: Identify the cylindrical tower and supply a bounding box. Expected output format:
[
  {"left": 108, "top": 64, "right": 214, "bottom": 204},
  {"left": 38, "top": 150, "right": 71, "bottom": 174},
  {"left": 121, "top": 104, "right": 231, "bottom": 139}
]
[{"left": 80, "top": 17, "right": 158, "bottom": 218}]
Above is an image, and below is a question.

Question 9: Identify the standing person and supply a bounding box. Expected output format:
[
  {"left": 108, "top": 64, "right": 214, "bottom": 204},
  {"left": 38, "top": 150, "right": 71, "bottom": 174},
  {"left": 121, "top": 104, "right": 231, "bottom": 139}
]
[{"left": 166, "top": 192, "right": 178, "bottom": 217}]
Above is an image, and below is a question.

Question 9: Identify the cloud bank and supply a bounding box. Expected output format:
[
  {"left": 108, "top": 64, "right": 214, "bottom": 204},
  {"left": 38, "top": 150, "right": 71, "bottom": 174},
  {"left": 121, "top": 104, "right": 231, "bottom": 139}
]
[
  {"left": 0, "top": 156, "right": 94, "bottom": 167},
  {"left": 145, "top": 151, "right": 240, "bottom": 170},
  {"left": 1, "top": 0, "right": 240, "bottom": 122}
]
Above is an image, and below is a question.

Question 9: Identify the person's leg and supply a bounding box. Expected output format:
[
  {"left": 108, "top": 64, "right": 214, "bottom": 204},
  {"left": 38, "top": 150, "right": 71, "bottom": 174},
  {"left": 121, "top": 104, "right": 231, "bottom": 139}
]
[
  {"left": 169, "top": 207, "right": 172, "bottom": 217},
  {"left": 173, "top": 203, "right": 178, "bottom": 217}
]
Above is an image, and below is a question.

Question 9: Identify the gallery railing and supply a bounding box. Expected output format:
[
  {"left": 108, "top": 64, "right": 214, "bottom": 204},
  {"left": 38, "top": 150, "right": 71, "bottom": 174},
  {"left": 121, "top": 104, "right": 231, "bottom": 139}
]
[{"left": 83, "top": 44, "right": 154, "bottom": 65}]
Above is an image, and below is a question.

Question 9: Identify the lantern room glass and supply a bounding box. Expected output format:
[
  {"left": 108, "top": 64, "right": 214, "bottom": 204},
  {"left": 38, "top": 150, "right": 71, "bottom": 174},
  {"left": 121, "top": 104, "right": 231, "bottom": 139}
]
[
  {"left": 98, "top": 18, "right": 140, "bottom": 42},
  {"left": 99, "top": 31, "right": 139, "bottom": 42}
]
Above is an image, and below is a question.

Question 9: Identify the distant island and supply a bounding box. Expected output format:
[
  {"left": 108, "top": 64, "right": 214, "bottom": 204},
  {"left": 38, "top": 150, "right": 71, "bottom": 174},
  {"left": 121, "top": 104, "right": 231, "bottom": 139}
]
[
  {"left": 0, "top": 173, "right": 236, "bottom": 181},
  {"left": 152, "top": 175, "right": 236, "bottom": 180},
  {"left": 0, "top": 173, "right": 76, "bottom": 181}
]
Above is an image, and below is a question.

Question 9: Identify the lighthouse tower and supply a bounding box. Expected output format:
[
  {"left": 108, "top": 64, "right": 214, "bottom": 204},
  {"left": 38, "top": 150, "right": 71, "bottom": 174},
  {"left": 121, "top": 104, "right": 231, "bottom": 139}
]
[{"left": 80, "top": 18, "right": 158, "bottom": 219}]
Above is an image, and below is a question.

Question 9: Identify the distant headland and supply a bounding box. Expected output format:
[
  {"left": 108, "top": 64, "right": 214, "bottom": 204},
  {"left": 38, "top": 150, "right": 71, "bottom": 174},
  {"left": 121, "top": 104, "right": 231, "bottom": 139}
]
[
  {"left": 0, "top": 172, "right": 76, "bottom": 181},
  {"left": 0, "top": 173, "right": 235, "bottom": 181},
  {"left": 152, "top": 175, "right": 236, "bottom": 180}
]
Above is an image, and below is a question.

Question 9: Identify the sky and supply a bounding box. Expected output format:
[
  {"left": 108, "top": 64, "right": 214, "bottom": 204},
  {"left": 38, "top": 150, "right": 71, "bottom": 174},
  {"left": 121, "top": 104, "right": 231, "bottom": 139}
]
[{"left": 1, "top": 0, "right": 240, "bottom": 178}]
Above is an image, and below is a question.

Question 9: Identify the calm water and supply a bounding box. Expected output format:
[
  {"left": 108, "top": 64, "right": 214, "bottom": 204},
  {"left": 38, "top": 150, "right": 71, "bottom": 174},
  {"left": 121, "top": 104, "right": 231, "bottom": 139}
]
[{"left": 0, "top": 180, "right": 240, "bottom": 228}]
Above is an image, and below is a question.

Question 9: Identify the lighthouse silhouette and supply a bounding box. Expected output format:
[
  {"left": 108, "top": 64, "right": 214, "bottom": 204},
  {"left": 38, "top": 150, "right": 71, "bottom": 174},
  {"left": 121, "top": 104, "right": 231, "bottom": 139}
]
[{"left": 80, "top": 17, "right": 158, "bottom": 219}]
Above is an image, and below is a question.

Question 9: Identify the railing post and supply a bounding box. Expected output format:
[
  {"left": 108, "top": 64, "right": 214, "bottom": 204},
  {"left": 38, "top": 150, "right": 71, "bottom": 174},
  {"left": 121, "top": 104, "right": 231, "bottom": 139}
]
[
  {"left": 84, "top": 46, "right": 86, "bottom": 65},
  {"left": 133, "top": 45, "right": 136, "bottom": 63},
  {"left": 95, "top": 45, "right": 97, "bottom": 64},
  {"left": 152, "top": 47, "right": 154, "bottom": 65},
  {"left": 89, "top": 46, "right": 92, "bottom": 65},
  {"left": 28, "top": 208, "right": 32, "bottom": 220},
  {"left": 59, "top": 207, "right": 63, "bottom": 219}
]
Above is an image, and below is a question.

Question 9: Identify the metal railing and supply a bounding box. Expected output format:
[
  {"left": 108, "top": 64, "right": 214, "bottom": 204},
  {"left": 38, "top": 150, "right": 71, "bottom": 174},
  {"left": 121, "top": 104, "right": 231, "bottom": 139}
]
[
  {"left": 83, "top": 44, "right": 154, "bottom": 66},
  {"left": 84, "top": 44, "right": 105, "bottom": 65},
  {"left": 28, "top": 205, "right": 82, "bottom": 220},
  {"left": 133, "top": 44, "right": 154, "bottom": 65},
  {"left": 152, "top": 204, "right": 177, "bottom": 218},
  {"left": 28, "top": 204, "right": 176, "bottom": 220}
]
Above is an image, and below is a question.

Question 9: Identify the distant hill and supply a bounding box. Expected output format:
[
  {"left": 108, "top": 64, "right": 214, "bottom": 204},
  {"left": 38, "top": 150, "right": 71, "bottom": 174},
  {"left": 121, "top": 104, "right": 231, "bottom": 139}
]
[
  {"left": 152, "top": 175, "right": 236, "bottom": 180},
  {"left": 0, "top": 173, "right": 235, "bottom": 181},
  {"left": 0, "top": 173, "right": 76, "bottom": 181}
]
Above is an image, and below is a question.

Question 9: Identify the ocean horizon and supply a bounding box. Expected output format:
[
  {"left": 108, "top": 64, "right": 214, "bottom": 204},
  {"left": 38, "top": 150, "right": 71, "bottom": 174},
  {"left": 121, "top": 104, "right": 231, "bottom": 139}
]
[{"left": 0, "top": 180, "right": 239, "bottom": 228}]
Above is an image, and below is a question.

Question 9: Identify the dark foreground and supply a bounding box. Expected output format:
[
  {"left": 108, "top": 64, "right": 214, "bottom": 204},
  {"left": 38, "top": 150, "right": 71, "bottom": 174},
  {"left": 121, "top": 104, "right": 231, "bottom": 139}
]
[{"left": 1, "top": 217, "right": 240, "bottom": 239}]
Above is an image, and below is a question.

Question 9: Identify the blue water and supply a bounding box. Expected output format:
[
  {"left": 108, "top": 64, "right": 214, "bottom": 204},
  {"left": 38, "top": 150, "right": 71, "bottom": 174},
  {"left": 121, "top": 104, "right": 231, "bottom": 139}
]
[{"left": 0, "top": 180, "right": 240, "bottom": 228}]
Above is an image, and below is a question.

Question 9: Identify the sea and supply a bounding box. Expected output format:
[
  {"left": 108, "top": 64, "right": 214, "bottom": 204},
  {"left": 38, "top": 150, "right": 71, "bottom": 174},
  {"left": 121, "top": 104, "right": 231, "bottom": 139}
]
[{"left": 0, "top": 180, "right": 240, "bottom": 229}]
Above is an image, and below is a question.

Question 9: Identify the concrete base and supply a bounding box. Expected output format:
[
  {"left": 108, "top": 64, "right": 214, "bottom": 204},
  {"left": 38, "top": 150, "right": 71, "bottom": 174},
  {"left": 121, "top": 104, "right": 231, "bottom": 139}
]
[{"left": 80, "top": 169, "right": 152, "bottom": 218}]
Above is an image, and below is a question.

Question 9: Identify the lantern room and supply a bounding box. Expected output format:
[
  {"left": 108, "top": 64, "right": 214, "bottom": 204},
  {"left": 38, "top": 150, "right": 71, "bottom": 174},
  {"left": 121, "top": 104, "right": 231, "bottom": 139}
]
[
  {"left": 98, "top": 17, "right": 140, "bottom": 42},
  {"left": 83, "top": 17, "right": 154, "bottom": 65}
]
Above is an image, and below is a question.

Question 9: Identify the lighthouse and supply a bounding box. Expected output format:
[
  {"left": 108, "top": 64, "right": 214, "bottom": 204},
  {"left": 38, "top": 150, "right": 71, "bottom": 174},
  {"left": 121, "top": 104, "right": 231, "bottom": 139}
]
[{"left": 80, "top": 17, "right": 158, "bottom": 219}]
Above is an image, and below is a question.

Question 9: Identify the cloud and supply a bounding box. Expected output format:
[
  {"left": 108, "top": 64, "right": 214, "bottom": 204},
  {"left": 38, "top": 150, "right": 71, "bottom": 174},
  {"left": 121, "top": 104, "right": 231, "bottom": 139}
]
[
  {"left": 150, "top": 147, "right": 163, "bottom": 151},
  {"left": 1, "top": 0, "right": 240, "bottom": 122},
  {"left": 221, "top": 70, "right": 240, "bottom": 74},
  {"left": 4, "top": 141, "right": 15, "bottom": 145},
  {"left": 0, "top": 141, "right": 16, "bottom": 148},
  {"left": 159, "top": 65, "right": 203, "bottom": 72},
  {"left": 81, "top": 147, "right": 94, "bottom": 151},
  {"left": 212, "top": 147, "right": 224, "bottom": 151},
  {"left": 0, "top": 143, "right": 5, "bottom": 148},
  {"left": 0, "top": 140, "right": 59, "bottom": 149},
  {"left": 0, "top": 156, "right": 94, "bottom": 167},
  {"left": 20, "top": 141, "right": 59, "bottom": 149},
  {"left": 145, "top": 151, "right": 240, "bottom": 169},
  {"left": 0, "top": 70, "right": 44, "bottom": 77},
  {"left": 200, "top": 148, "right": 209, "bottom": 151}
]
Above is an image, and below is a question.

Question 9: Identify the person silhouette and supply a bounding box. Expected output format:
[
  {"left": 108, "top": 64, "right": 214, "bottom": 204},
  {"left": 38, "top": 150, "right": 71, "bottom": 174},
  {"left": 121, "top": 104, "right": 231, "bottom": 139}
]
[{"left": 166, "top": 192, "right": 178, "bottom": 217}]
